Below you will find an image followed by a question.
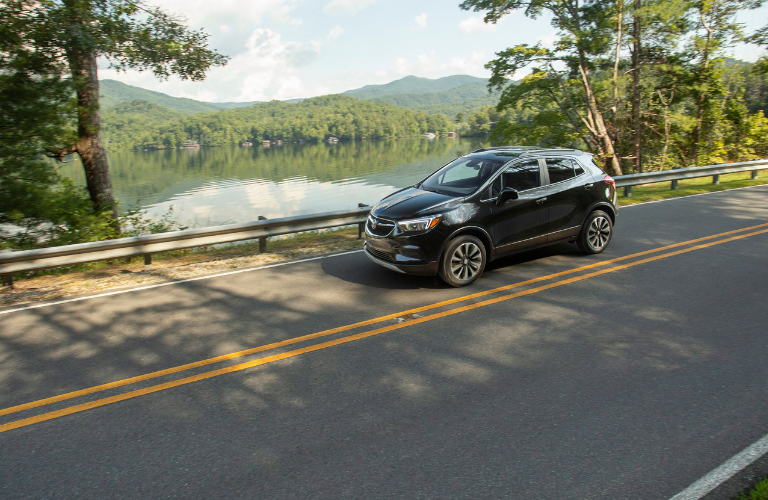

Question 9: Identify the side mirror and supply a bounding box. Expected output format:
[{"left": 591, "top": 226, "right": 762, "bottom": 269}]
[{"left": 496, "top": 188, "right": 519, "bottom": 206}]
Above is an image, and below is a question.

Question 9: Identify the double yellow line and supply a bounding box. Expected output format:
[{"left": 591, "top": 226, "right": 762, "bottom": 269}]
[{"left": 2, "top": 222, "right": 768, "bottom": 434}]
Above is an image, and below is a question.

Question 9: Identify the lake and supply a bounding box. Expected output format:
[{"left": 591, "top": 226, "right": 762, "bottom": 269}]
[{"left": 59, "top": 137, "right": 489, "bottom": 227}]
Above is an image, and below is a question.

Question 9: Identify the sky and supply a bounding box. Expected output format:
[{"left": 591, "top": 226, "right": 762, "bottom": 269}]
[{"left": 98, "top": 0, "right": 768, "bottom": 103}]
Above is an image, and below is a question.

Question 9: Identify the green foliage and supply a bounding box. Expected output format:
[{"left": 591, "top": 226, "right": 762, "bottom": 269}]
[
  {"left": 735, "top": 478, "right": 768, "bottom": 500},
  {"left": 102, "top": 94, "right": 454, "bottom": 150},
  {"left": 460, "top": 0, "right": 768, "bottom": 171},
  {"left": 1, "top": 178, "right": 118, "bottom": 250},
  {"left": 100, "top": 79, "right": 227, "bottom": 114},
  {"left": 101, "top": 100, "right": 183, "bottom": 147},
  {"left": 360, "top": 82, "right": 501, "bottom": 117}
]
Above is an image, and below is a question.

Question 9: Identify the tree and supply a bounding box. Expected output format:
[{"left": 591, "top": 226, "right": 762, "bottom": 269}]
[
  {"left": 460, "top": 0, "right": 625, "bottom": 176},
  {"left": 7, "top": 0, "right": 227, "bottom": 222},
  {"left": 685, "top": 0, "right": 762, "bottom": 165}
]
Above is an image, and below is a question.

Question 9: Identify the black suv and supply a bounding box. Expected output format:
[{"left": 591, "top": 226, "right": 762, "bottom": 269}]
[{"left": 364, "top": 146, "right": 618, "bottom": 286}]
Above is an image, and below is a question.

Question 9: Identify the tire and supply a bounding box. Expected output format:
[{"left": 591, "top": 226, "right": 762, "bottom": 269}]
[
  {"left": 438, "top": 235, "right": 486, "bottom": 287},
  {"left": 577, "top": 210, "right": 613, "bottom": 254}
]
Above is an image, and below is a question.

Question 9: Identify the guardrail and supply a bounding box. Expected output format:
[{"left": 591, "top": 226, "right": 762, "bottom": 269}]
[
  {"left": 1, "top": 159, "right": 767, "bottom": 288},
  {"left": 0, "top": 207, "right": 372, "bottom": 287},
  {"left": 614, "top": 159, "right": 768, "bottom": 196}
]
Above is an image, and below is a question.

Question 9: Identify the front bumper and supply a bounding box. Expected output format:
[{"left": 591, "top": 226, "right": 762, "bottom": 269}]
[{"left": 364, "top": 244, "right": 439, "bottom": 276}]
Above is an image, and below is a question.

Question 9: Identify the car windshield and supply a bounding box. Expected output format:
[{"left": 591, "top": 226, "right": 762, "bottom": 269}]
[{"left": 420, "top": 157, "right": 506, "bottom": 197}]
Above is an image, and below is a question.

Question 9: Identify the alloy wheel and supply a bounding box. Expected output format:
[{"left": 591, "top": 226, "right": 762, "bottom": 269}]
[
  {"left": 450, "top": 242, "right": 482, "bottom": 282},
  {"left": 587, "top": 216, "right": 611, "bottom": 251}
]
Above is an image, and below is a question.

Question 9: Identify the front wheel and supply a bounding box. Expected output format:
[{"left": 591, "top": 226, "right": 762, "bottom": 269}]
[
  {"left": 577, "top": 210, "right": 613, "bottom": 254},
  {"left": 438, "top": 235, "right": 486, "bottom": 287}
]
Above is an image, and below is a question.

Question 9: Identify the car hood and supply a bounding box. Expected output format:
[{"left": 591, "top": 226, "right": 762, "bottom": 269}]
[{"left": 371, "top": 187, "right": 458, "bottom": 220}]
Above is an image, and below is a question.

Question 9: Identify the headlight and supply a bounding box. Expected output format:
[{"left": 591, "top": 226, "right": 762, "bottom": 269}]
[{"left": 396, "top": 216, "right": 441, "bottom": 233}]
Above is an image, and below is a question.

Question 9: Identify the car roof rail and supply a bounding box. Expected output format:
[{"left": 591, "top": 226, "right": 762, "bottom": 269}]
[
  {"left": 521, "top": 148, "right": 583, "bottom": 156},
  {"left": 471, "top": 146, "right": 541, "bottom": 153}
]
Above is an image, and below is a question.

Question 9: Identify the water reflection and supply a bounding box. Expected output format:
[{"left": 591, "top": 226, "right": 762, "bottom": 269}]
[{"left": 58, "top": 137, "right": 488, "bottom": 226}]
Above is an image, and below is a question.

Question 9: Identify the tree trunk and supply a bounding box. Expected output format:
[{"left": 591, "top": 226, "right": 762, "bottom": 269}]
[
  {"left": 692, "top": 10, "right": 713, "bottom": 167},
  {"left": 611, "top": 0, "right": 623, "bottom": 142},
  {"left": 577, "top": 50, "right": 622, "bottom": 177},
  {"left": 66, "top": 44, "right": 119, "bottom": 224},
  {"left": 632, "top": 0, "right": 642, "bottom": 173}
]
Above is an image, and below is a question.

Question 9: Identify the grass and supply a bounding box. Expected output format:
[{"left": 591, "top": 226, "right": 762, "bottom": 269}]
[
  {"left": 618, "top": 169, "right": 768, "bottom": 206},
  {"left": 736, "top": 478, "right": 768, "bottom": 500},
  {"left": 2, "top": 168, "right": 768, "bottom": 307}
]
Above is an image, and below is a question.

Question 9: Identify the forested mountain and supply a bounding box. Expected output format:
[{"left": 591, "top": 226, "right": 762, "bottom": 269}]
[
  {"left": 362, "top": 81, "right": 501, "bottom": 117},
  {"left": 101, "top": 100, "right": 183, "bottom": 147},
  {"left": 99, "top": 75, "right": 497, "bottom": 118},
  {"left": 104, "top": 94, "right": 453, "bottom": 150},
  {"left": 343, "top": 74, "right": 487, "bottom": 99},
  {"left": 99, "top": 80, "right": 260, "bottom": 114}
]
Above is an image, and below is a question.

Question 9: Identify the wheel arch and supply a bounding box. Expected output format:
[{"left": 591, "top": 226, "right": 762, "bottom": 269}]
[
  {"left": 588, "top": 202, "right": 616, "bottom": 224},
  {"left": 439, "top": 226, "right": 494, "bottom": 262}
]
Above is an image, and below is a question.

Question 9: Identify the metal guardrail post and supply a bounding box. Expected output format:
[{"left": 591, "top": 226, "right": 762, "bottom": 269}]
[
  {"left": 671, "top": 166, "right": 681, "bottom": 190},
  {"left": 1, "top": 274, "right": 12, "bottom": 288},
  {"left": 258, "top": 216, "right": 268, "bottom": 252},
  {"left": 753, "top": 170, "right": 759, "bottom": 179},
  {"left": 624, "top": 186, "right": 632, "bottom": 197},
  {"left": 144, "top": 254, "right": 152, "bottom": 270},
  {"left": 713, "top": 174, "right": 719, "bottom": 185}
]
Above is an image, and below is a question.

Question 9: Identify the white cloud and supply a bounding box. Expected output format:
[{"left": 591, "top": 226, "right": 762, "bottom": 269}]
[
  {"left": 99, "top": 28, "right": 323, "bottom": 102},
  {"left": 356, "top": 50, "right": 489, "bottom": 82},
  {"left": 152, "top": 0, "right": 299, "bottom": 30},
  {"left": 415, "top": 13, "right": 427, "bottom": 28},
  {"left": 322, "top": 0, "right": 376, "bottom": 16},
  {"left": 733, "top": 43, "right": 765, "bottom": 62},
  {"left": 458, "top": 16, "right": 496, "bottom": 34},
  {"left": 536, "top": 31, "right": 558, "bottom": 49},
  {"left": 230, "top": 29, "right": 320, "bottom": 101},
  {"left": 448, "top": 51, "right": 488, "bottom": 74},
  {"left": 327, "top": 25, "right": 344, "bottom": 40},
  {"left": 458, "top": 12, "right": 514, "bottom": 34}
]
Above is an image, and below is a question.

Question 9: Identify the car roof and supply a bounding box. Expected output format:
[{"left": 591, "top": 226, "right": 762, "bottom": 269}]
[{"left": 467, "top": 146, "right": 588, "bottom": 159}]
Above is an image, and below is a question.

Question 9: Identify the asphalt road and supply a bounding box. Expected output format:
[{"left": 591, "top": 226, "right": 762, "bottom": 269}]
[{"left": 1, "top": 186, "right": 768, "bottom": 499}]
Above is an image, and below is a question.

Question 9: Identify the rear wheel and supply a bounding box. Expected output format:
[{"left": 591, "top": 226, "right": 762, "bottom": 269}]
[
  {"left": 577, "top": 210, "right": 613, "bottom": 254},
  {"left": 438, "top": 235, "right": 486, "bottom": 287}
]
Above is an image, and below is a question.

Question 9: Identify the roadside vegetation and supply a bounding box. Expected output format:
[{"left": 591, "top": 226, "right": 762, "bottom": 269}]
[
  {"left": 103, "top": 95, "right": 453, "bottom": 151},
  {"left": 459, "top": 1, "right": 768, "bottom": 176},
  {"left": 617, "top": 170, "right": 768, "bottom": 204},
  {"left": 736, "top": 478, "right": 768, "bottom": 500}
]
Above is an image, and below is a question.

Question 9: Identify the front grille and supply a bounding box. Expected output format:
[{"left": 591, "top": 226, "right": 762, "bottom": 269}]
[
  {"left": 367, "top": 216, "right": 395, "bottom": 236},
  {"left": 366, "top": 245, "right": 394, "bottom": 262}
]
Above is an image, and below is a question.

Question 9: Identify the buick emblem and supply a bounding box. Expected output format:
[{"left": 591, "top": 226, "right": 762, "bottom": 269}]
[{"left": 371, "top": 218, "right": 378, "bottom": 229}]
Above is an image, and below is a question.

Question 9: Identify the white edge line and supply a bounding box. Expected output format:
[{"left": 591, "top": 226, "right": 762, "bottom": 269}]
[
  {"left": 620, "top": 182, "right": 768, "bottom": 207},
  {"left": 668, "top": 432, "right": 768, "bottom": 500},
  {"left": 0, "top": 249, "right": 364, "bottom": 316},
  {"left": 3, "top": 182, "right": 768, "bottom": 316}
]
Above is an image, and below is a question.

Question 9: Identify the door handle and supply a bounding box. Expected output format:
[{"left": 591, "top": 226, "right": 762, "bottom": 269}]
[
  {"left": 536, "top": 197, "right": 547, "bottom": 204},
  {"left": 584, "top": 183, "right": 594, "bottom": 189}
]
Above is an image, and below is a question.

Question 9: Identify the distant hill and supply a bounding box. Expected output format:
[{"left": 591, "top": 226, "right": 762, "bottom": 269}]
[
  {"left": 364, "top": 82, "right": 501, "bottom": 117},
  {"left": 101, "top": 100, "right": 183, "bottom": 146},
  {"left": 341, "top": 75, "right": 503, "bottom": 117},
  {"left": 99, "top": 80, "right": 260, "bottom": 114},
  {"left": 102, "top": 94, "right": 453, "bottom": 151},
  {"left": 343, "top": 75, "right": 487, "bottom": 99},
  {"left": 99, "top": 75, "right": 501, "bottom": 118}
]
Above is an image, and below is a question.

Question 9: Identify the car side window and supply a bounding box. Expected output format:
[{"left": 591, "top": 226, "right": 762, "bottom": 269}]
[
  {"left": 502, "top": 159, "right": 540, "bottom": 192},
  {"left": 572, "top": 159, "right": 585, "bottom": 177},
  {"left": 546, "top": 158, "right": 575, "bottom": 184},
  {"left": 490, "top": 175, "right": 503, "bottom": 198}
]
